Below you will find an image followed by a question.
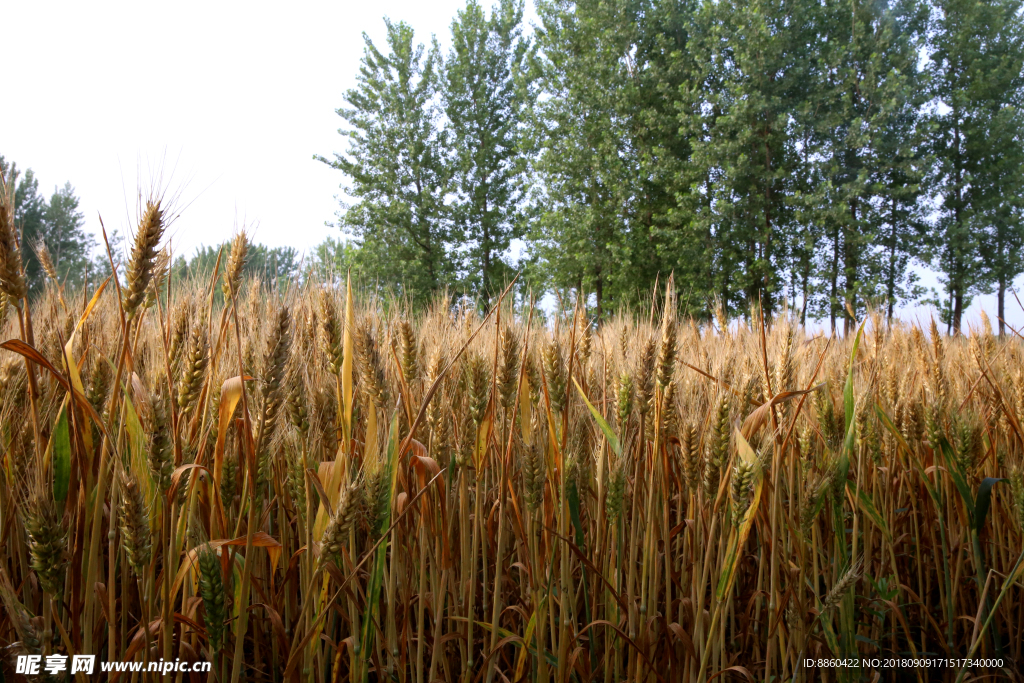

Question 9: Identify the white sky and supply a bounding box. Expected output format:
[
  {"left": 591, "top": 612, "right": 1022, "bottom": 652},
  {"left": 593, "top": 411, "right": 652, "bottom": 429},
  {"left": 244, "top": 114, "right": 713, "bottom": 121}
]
[
  {"left": 3, "top": 1, "right": 470, "bottom": 257},
  {"left": 4, "top": 1, "right": 1022, "bottom": 333}
]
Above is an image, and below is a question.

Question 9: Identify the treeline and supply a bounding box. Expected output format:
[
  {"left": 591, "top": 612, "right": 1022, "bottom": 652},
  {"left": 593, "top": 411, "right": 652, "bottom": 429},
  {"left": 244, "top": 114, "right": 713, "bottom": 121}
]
[
  {"left": 324, "top": 0, "right": 1024, "bottom": 333},
  {"left": 167, "top": 237, "right": 359, "bottom": 303},
  {"left": 0, "top": 156, "right": 99, "bottom": 295},
  {"left": 1, "top": 156, "right": 361, "bottom": 302}
]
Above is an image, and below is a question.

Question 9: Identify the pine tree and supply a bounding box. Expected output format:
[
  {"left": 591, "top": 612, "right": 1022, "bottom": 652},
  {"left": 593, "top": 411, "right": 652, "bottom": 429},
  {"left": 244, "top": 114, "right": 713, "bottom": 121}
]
[
  {"left": 443, "top": 0, "right": 532, "bottom": 304},
  {"left": 319, "top": 20, "right": 452, "bottom": 305}
]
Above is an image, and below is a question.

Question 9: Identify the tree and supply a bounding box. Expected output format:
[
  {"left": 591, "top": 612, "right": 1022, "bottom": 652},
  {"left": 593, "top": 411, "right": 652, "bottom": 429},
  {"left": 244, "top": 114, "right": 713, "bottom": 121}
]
[
  {"left": 170, "top": 245, "right": 223, "bottom": 286},
  {"left": 42, "top": 182, "right": 96, "bottom": 291},
  {"left": 926, "top": 0, "right": 1024, "bottom": 334},
  {"left": 968, "top": 0, "right": 1024, "bottom": 335},
  {"left": 530, "top": 0, "right": 695, "bottom": 318},
  {"left": 529, "top": 0, "right": 631, "bottom": 319},
  {"left": 170, "top": 243, "right": 302, "bottom": 303},
  {"left": 306, "top": 0, "right": 1024, "bottom": 332},
  {"left": 0, "top": 156, "right": 46, "bottom": 295},
  {"left": 979, "top": 102, "right": 1024, "bottom": 334},
  {"left": 800, "top": 0, "right": 927, "bottom": 332},
  {"left": 874, "top": 75, "right": 930, "bottom": 324},
  {"left": 246, "top": 244, "right": 301, "bottom": 291},
  {"left": 309, "top": 236, "right": 362, "bottom": 283},
  {"left": 679, "top": 0, "right": 812, "bottom": 319},
  {"left": 443, "top": 0, "right": 532, "bottom": 303},
  {"left": 1, "top": 157, "right": 96, "bottom": 296},
  {"left": 319, "top": 19, "right": 452, "bottom": 305}
]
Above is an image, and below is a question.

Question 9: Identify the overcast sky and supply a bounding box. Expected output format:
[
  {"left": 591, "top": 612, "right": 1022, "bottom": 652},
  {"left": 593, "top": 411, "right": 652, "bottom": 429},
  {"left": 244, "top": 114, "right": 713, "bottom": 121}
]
[
  {"left": 3, "top": 1, "right": 472, "bottom": 256},
  {"left": 4, "top": 1, "right": 1022, "bottom": 332}
]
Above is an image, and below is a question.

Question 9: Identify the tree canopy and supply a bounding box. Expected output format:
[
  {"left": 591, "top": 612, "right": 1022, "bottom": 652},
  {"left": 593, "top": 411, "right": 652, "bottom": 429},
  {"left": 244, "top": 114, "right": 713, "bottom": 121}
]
[{"left": 320, "top": 0, "right": 1024, "bottom": 332}]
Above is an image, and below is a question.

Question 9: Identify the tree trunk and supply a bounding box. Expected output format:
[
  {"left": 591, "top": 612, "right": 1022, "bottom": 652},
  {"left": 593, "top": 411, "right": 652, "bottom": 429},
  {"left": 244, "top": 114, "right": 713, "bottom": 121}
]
[
  {"left": 830, "top": 227, "right": 840, "bottom": 334},
  {"left": 998, "top": 275, "right": 1006, "bottom": 337},
  {"left": 481, "top": 247, "right": 491, "bottom": 314},
  {"left": 800, "top": 265, "right": 809, "bottom": 327},
  {"left": 844, "top": 214, "right": 853, "bottom": 337},
  {"left": 886, "top": 197, "right": 898, "bottom": 323},
  {"left": 763, "top": 136, "right": 774, "bottom": 317},
  {"left": 843, "top": 201, "right": 858, "bottom": 336},
  {"left": 947, "top": 289, "right": 953, "bottom": 335},
  {"left": 953, "top": 288, "right": 963, "bottom": 336},
  {"left": 951, "top": 111, "right": 963, "bottom": 336},
  {"left": 482, "top": 197, "right": 491, "bottom": 301}
]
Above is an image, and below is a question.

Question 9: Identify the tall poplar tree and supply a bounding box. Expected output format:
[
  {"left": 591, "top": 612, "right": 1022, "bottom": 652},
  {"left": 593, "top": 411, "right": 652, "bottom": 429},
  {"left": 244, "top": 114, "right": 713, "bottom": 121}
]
[
  {"left": 443, "top": 0, "right": 532, "bottom": 302},
  {"left": 979, "top": 101, "right": 1024, "bottom": 334},
  {"left": 530, "top": 0, "right": 695, "bottom": 318},
  {"left": 969, "top": 0, "right": 1024, "bottom": 335},
  {"left": 319, "top": 20, "right": 452, "bottom": 304},
  {"left": 802, "top": 0, "right": 927, "bottom": 332},
  {"left": 927, "top": 0, "right": 1024, "bottom": 333},
  {"left": 530, "top": 0, "right": 632, "bottom": 318},
  {"left": 1, "top": 157, "right": 96, "bottom": 295},
  {"left": 679, "top": 0, "right": 812, "bottom": 317},
  {"left": 41, "top": 182, "right": 96, "bottom": 290}
]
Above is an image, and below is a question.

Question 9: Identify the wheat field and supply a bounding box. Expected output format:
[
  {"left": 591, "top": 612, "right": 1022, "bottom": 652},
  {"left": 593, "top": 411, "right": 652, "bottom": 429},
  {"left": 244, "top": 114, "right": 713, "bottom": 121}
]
[{"left": 1, "top": 196, "right": 1024, "bottom": 682}]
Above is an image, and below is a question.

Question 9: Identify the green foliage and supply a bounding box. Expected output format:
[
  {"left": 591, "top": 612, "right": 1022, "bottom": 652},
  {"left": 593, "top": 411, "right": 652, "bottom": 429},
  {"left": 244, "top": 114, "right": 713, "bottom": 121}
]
[
  {"left": 0, "top": 156, "right": 97, "bottom": 296},
  {"left": 10, "top": 0, "right": 1024, "bottom": 329},
  {"left": 307, "top": 235, "right": 361, "bottom": 282},
  {"left": 799, "top": 0, "right": 929, "bottom": 331},
  {"left": 926, "top": 0, "right": 1024, "bottom": 333},
  {"left": 444, "top": 0, "right": 533, "bottom": 302},
  {"left": 170, "top": 242, "right": 301, "bottom": 301},
  {"left": 529, "top": 0, "right": 695, "bottom": 317},
  {"left": 42, "top": 182, "right": 97, "bottom": 291},
  {"left": 318, "top": 19, "right": 452, "bottom": 305},
  {"left": 317, "top": 0, "right": 1021, "bottom": 328},
  {"left": 679, "top": 0, "right": 810, "bottom": 318}
]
